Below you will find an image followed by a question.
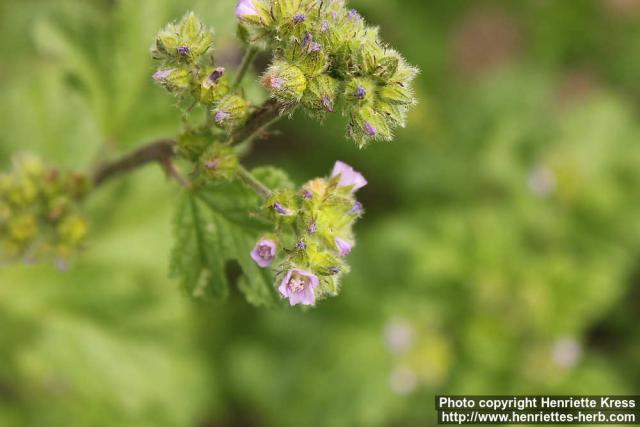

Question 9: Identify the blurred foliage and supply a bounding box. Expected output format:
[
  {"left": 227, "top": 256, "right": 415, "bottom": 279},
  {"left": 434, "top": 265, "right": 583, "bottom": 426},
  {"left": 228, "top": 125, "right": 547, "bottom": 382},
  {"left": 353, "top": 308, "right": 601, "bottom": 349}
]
[{"left": 0, "top": 0, "right": 639, "bottom": 426}]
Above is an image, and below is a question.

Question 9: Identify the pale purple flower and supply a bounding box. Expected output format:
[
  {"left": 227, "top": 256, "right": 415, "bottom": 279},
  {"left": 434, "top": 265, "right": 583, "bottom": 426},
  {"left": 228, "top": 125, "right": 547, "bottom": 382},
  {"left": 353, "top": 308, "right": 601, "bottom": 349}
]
[
  {"left": 331, "top": 161, "right": 367, "bottom": 191},
  {"left": 293, "top": 13, "right": 306, "bottom": 24},
  {"left": 329, "top": 266, "right": 340, "bottom": 275},
  {"left": 236, "top": 0, "right": 258, "bottom": 18},
  {"left": 335, "top": 238, "right": 353, "bottom": 257},
  {"left": 321, "top": 20, "right": 330, "bottom": 32},
  {"left": 528, "top": 165, "right": 556, "bottom": 197},
  {"left": 389, "top": 366, "right": 417, "bottom": 395},
  {"left": 302, "top": 32, "right": 313, "bottom": 47},
  {"left": 308, "top": 222, "right": 317, "bottom": 234},
  {"left": 302, "top": 189, "right": 313, "bottom": 199},
  {"left": 309, "top": 42, "right": 322, "bottom": 53},
  {"left": 214, "top": 110, "right": 231, "bottom": 124},
  {"left": 351, "top": 201, "right": 363, "bottom": 214},
  {"left": 551, "top": 337, "right": 582, "bottom": 369},
  {"left": 250, "top": 239, "right": 277, "bottom": 268},
  {"left": 384, "top": 318, "right": 414, "bottom": 355},
  {"left": 364, "top": 121, "right": 377, "bottom": 136},
  {"left": 152, "top": 69, "right": 173, "bottom": 81},
  {"left": 355, "top": 86, "right": 367, "bottom": 99},
  {"left": 178, "top": 45, "right": 190, "bottom": 56},
  {"left": 296, "top": 239, "right": 307, "bottom": 250},
  {"left": 273, "top": 202, "right": 290, "bottom": 215},
  {"left": 278, "top": 268, "right": 319, "bottom": 306},
  {"left": 322, "top": 95, "right": 334, "bottom": 112},
  {"left": 55, "top": 259, "right": 70, "bottom": 272},
  {"left": 347, "top": 9, "right": 360, "bottom": 21}
]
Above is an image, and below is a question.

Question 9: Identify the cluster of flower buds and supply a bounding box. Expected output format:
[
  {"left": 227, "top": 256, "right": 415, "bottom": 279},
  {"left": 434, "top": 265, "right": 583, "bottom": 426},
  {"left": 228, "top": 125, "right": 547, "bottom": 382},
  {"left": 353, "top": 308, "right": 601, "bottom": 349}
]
[
  {"left": 236, "top": 0, "right": 418, "bottom": 147},
  {"left": 250, "top": 161, "right": 366, "bottom": 306},
  {"left": 0, "top": 155, "right": 90, "bottom": 269},
  {"left": 151, "top": 12, "right": 249, "bottom": 131}
]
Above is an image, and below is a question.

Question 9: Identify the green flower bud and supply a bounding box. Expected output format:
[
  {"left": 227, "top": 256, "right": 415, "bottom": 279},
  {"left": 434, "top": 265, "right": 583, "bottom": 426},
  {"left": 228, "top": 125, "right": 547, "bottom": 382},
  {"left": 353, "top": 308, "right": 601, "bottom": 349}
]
[
  {"left": 152, "top": 12, "right": 214, "bottom": 64},
  {"left": 212, "top": 95, "right": 249, "bottom": 130},
  {"left": 373, "top": 53, "right": 401, "bottom": 82},
  {"left": 266, "top": 190, "right": 299, "bottom": 223},
  {"left": 0, "top": 155, "right": 89, "bottom": 265},
  {"left": 57, "top": 214, "right": 88, "bottom": 245},
  {"left": 196, "top": 67, "right": 230, "bottom": 104},
  {"left": 302, "top": 74, "right": 339, "bottom": 120},
  {"left": 345, "top": 78, "right": 375, "bottom": 105},
  {"left": 177, "top": 130, "right": 212, "bottom": 162},
  {"left": 348, "top": 106, "right": 392, "bottom": 147},
  {"left": 152, "top": 68, "right": 191, "bottom": 93},
  {"left": 262, "top": 61, "right": 307, "bottom": 107},
  {"left": 200, "top": 143, "right": 239, "bottom": 181},
  {"left": 378, "top": 83, "right": 414, "bottom": 106}
]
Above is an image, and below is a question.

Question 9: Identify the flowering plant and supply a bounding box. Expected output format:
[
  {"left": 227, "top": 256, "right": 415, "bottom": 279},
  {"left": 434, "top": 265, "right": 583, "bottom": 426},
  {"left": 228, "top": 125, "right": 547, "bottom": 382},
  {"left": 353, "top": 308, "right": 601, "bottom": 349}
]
[{"left": 0, "top": 0, "right": 417, "bottom": 308}]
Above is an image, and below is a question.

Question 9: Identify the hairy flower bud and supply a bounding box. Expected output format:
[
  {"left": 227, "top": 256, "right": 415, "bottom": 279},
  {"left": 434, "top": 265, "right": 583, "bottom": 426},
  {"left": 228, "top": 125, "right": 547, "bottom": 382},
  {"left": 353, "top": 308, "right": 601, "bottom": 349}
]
[
  {"left": 200, "top": 143, "right": 239, "bottom": 180},
  {"left": 262, "top": 61, "right": 307, "bottom": 107},
  {"left": 212, "top": 95, "right": 249, "bottom": 130},
  {"left": 302, "top": 74, "right": 339, "bottom": 120},
  {"left": 197, "top": 67, "right": 230, "bottom": 104},
  {"left": 152, "top": 67, "right": 191, "bottom": 93},
  {"left": 335, "top": 237, "right": 353, "bottom": 257},
  {"left": 152, "top": 12, "right": 214, "bottom": 64}
]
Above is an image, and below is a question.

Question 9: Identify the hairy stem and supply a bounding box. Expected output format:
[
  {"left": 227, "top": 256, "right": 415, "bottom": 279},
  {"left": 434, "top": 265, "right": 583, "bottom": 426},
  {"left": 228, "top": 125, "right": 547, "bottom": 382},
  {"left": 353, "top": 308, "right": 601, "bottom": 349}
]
[
  {"left": 232, "top": 47, "right": 258, "bottom": 90},
  {"left": 236, "top": 165, "right": 272, "bottom": 198},
  {"left": 92, "top": 139, "right": 178, "bottom": 187},
  {"left": 230, "top": 98, "right": 282, "bottom": 144},
  {"left": 91, "top": 99, "right": 282, "bottom": 195}
]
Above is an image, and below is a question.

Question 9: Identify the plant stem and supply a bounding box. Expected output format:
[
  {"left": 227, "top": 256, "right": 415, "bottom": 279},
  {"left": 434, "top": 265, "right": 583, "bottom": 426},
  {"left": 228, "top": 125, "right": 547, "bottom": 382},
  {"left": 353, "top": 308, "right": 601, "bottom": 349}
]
[
  {"left": 230, "top": 98, "right": 282, "bottom": 144},
  {"left": 90, "top": 98, "right": 282, "bottom": 194},
  {"left": 236, "top": 165, "right": 272, "bottom": 198},
  {"left": 92, "top": 139, "right": 179, "bottom": 187},
  {"left": 232, "top": 47, "right": 258, "bottom": 90}
]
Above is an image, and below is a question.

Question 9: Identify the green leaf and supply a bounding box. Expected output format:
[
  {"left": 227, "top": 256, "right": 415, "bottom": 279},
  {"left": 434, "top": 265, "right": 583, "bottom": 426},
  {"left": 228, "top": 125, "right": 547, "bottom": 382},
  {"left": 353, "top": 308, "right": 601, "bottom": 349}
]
[{"left": 170, "top": 170, "right": 292, "bottom": 306}]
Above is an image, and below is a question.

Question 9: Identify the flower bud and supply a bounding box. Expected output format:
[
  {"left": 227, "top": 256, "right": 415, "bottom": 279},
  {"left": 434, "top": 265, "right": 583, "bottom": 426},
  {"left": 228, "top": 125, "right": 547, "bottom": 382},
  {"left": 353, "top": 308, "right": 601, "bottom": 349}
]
[
  {"left": 345, "top": 78, "right": 375, "bottom": 104},
  {"left": 152, "top": 67, "right": 191, "bottom": 92},
  {"left": 266, "top": 191, "right": 299, "bottom": 223},
  {"left": 152, "top": 12, "right": 214, "bottom": 63},
  {"left": 200, "top": 143, "right": 239, "bottom": 180},
  {"left": 212, "top": 95, "right": 249, "bottom": 130},
  {"left": 197, "top": 67, "right": 230, "bottom": 104},
  {"left": 302, "top": 74, "right": 339, "bottom": 120},
  {"left": 348, "top": 106, "right": 392, "bottom": 146},
  {"left": 262, "top": 61, "right": 307, "bottom": 106},
  {"left": 335, "top": 238, "right": 353, "bottom": 257}
]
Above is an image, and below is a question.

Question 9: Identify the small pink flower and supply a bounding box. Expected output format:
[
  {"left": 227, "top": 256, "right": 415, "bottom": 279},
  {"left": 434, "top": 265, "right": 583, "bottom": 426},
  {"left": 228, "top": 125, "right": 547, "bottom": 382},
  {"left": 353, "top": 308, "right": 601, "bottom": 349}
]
[
  {"left": 331, "top": 161, "right": 367, "bottom": 192},
  {"left": 335, "top": 238, "right": 353, "bottom": 257},
  {"left": 250, "top": 239, "right": 277, "bottom": 268},
  {"left": 152, "top": 69, "right": 172, "bottom": 82},
  {"left": 278, "top": 268, "right": 319, "bottom": 306},
  {"left": 236, "top": 0, "right": 258, "bottom": 18}
]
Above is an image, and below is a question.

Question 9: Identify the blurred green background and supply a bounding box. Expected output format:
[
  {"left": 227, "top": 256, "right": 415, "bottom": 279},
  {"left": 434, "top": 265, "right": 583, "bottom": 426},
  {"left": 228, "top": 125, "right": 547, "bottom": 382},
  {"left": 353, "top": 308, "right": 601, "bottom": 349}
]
[{"left": 1, "top": 0, "right": 640, "bottom": 426}]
